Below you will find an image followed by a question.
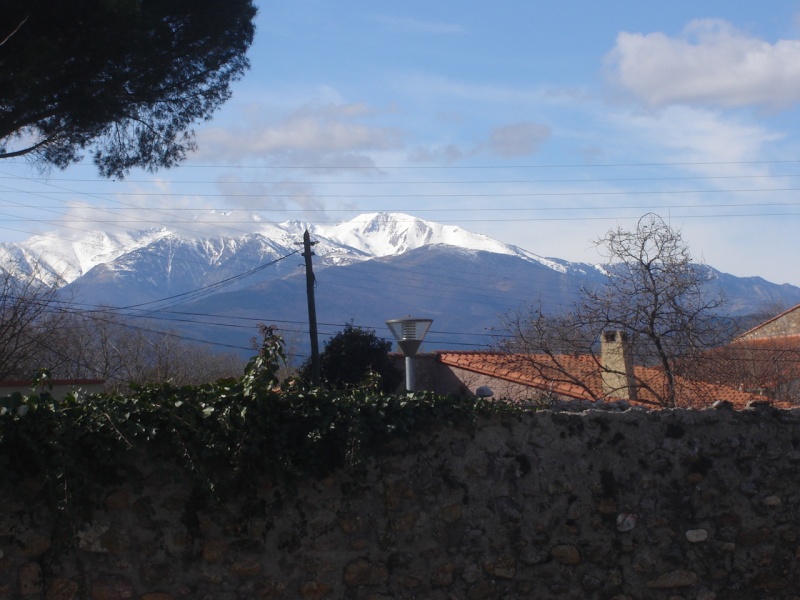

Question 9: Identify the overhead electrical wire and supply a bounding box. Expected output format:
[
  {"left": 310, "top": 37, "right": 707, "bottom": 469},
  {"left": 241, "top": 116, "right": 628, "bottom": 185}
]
[
  {"left": 1, "top": 160, "right": 798, "bottom": 267},
  {"left": 112, "top": 243, "right": 551, "bottom": 322},
  {"left": 0, "top": 169, "right": 289, "bottom": 244},
  {"left": 117, "top": 158, "right": 800, "bottom": 169},
  {"left": 8, "top": 201, "right": 800, "bottom": 213},
  {"left": 23, "top": 273, "right": 507, "bottom": 352},
  {"left": 8, "top": 173, "right": 800, "bottom": 186},
  {"left": 75, "top": 308, "right": 256, "bottom": 353},
  {"left": 4, "top": 292, "right": 256, "bottom": 353},
  {"left": 9, "top": 282, "right": 790, "bottom": 362},
  {"left": 0, "top": 217, "right": 765, "bottom": 354},
  {"left": 109, "top": 249, "right": 301, "bottom": 313},
  {"left": 0, "top": 158, "right": 796, "bottom": 358},
  {"left": 12, "top": 188, "right": 800, "bottom": 199},
  {"left": 0, "top": 228, "right": 780, "bottom": 333},
  {"left": 0, "top": 176, "right": 307, "bottom": 273},
  {"left": 0, "top": 248, "right": 305, "bottom": 354},
  {"left": 39, "top": 252, "right": 773, "bottom": 355}
]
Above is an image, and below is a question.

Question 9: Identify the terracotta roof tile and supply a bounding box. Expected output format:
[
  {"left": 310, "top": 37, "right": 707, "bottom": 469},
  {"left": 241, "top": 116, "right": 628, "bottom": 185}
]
[
  {"left": 695, "top": 334, "right": 800, "bottom": 396},
  {"left": 436, "top": 351, "right": 760, "bottom": 409}
]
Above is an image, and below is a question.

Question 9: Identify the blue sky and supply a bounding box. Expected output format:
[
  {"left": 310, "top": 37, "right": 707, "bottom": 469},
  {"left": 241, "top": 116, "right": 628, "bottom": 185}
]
[{"left": 3, "top": 1, "right": 800, "bottom": 286}]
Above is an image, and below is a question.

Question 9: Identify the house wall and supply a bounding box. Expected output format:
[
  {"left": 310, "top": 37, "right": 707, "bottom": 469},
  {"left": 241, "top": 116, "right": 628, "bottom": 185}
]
[
  {"left": 393, "top": 354, "right": 550, "bottom": 401},
  {"left": 390, "top": 354, "right": 471, "bottom": 396},
  {"left": 442, "top": 364, "right": 551, "bottom": 403},
  {"left": 4, "top": 406, "right": 800, "bottom": 599},
  {"left": 741, "top": 305, "right": 800, "bottom": 339}
]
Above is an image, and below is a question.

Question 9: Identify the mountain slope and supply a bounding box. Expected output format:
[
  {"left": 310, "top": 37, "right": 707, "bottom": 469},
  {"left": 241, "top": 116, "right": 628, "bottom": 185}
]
[
  {"left": 0, "top": 229, "right": 171, "bottom": 286},
  {"left": 166, "top": 244, "right": 601, "bottom": 354},
  {"left": 311, "top": 212, "right": 567, "bottom": 266},
  {"left": 0, "top": 212, "right": 797, "bottom": 356},
  {"left": 2, "top": 212, "right": 577, "bottom": 288},
  {"left": 50, "top": 213, "right": 576, "bottom": 307},
  {"left": 164, "top": 244, "right": 800, "bottom": 357},
  {"left": 66, "top": 233, "right": 301, "bottom": 307}
]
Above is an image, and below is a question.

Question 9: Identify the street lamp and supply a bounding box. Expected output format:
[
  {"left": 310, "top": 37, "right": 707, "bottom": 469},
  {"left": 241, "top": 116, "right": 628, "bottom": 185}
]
[{"left": 386, "top": 317, "right": 433, "bottom": 392}]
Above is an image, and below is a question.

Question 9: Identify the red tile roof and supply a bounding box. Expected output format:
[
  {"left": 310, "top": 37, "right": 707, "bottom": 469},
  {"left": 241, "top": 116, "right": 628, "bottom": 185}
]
[
  {"left": 696, "top": 334, "right": 800, "bottom": 398},
  {"left": 727, "top": 333, "right": 800, "bottom": 351},
  {"left": 436, "top": 351, "right": 762, "bottom": 409}
]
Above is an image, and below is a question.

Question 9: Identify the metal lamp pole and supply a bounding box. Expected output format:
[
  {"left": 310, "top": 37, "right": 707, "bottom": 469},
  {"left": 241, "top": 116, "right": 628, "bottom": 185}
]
[{"left": 386, "top": 317, "right": 433, "bottom": 392}]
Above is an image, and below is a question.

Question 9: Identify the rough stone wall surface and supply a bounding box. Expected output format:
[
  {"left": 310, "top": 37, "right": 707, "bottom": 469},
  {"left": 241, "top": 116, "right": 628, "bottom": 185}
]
[
  {"left": 742, "top": 306, "right": 800, "bottom": 339},
  {"left": 4, "top": 407, "right": 800, "bottom": 599}
]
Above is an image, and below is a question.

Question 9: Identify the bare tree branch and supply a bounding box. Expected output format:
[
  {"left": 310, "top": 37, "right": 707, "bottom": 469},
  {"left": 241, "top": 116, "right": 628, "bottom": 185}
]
[
  {"left": 0, "top": 15, "right": 28, "bottom": 47},
  {"left": 500, "top": 214, "right": 728, "bottom": 407}
]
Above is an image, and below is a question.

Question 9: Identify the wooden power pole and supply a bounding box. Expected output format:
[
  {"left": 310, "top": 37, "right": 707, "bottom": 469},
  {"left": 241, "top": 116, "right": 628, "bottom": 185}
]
[{"left": 302, "top": 230, "right": 320, "bottom": 385}]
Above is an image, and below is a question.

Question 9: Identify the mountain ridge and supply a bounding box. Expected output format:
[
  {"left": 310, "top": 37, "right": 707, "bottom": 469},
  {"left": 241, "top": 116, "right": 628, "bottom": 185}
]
[
  {"left": 0, "top": 212, "right": 581, "bottom": 288},
  {"left": 1, "top": 212, "right": 798, "bottom": 354}
]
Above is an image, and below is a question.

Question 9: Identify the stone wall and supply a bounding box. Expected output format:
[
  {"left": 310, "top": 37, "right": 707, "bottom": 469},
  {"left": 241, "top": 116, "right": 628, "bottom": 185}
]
[
  {"left": 4, "top": 405, "right": 800, "bottom": 599},
  {"left": 741, "top": 305, "right": 800, "bottom": 339}
]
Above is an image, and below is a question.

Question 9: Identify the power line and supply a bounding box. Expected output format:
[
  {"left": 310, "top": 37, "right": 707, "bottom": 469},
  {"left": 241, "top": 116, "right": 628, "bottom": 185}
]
[
  {"left": 0, "top": 169, "right": 279, "bottom": 240},
  {"left": 5, "top": 201, "right": 800, "bottom": 213},
  {"left": 9, "top": 173, "right": 800, "bottom": 186},
  {"left": 7, "top": 188, "right": 800, "bottom": 200},
  {"left": 112, "top": 249, "right": 301, "bottom": 313},
  {"left": 102, "top": 159, "right": 800, "bottom": 169}
]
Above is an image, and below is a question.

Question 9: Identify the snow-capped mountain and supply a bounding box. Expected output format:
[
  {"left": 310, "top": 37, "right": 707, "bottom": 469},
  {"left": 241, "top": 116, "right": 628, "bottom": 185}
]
[
  {"left": 1, "top": 212, "right": 799, "bottom": 354},
  {"left": 0, "top": 212, "right": 573, "bottom": 289},
  {"left": 311, "top": 212, "right": 578, "bottom": 274},
  {"left": 0, "top": 229, "right": 171, "bottom": 286}
]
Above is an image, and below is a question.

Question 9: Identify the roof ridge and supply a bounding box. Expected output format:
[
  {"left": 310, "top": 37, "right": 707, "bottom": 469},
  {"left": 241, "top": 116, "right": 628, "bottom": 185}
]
[
  {"left": 735, "top": 303, "right": 800, "bottom": 340},
  {"left": 436, "top": 349, "right": 760, "bottom": 408}
]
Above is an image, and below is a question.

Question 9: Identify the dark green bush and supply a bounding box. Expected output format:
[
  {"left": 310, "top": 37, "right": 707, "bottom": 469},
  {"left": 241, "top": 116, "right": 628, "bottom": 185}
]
[{"left": 0, "top": 330, "right": 519, "bottom": 518}]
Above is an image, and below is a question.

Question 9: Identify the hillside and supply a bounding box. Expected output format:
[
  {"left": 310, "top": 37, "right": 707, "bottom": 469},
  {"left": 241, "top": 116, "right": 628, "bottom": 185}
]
[{"left": 0, "top": 212, "right": 798, "bottom": 355}]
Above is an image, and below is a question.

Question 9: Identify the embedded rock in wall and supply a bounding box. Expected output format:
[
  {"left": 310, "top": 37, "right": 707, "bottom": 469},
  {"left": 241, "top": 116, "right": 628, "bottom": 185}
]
[{"left": 3, "top": 407, "right": 800, "bottom": 598}]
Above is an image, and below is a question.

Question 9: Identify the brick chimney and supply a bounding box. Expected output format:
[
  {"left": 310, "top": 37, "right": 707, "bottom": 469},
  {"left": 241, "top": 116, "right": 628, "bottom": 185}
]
[{"left": 600, "top": 330, "right": 637, "bottom": 400}]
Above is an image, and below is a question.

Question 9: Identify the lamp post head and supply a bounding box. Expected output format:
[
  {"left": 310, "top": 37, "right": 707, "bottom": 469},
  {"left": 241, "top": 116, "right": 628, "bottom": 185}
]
[{"left": 385, "top": 317, "right": 433, "bottom": 357}]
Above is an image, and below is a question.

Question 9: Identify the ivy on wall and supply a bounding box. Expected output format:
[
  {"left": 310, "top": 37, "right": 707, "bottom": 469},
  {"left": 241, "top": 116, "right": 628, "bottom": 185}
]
[{"left": 0, "top": 331, "right": 518, "bottom": 522}]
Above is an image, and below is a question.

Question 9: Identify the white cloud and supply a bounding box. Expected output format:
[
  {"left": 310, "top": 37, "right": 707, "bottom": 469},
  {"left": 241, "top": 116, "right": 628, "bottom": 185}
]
[
  {"left": 407, "top": 144, "right": 465, "bottom": 164},
  {"left": 409, "top": 121, "right": 551, "bottom": 164},
  {"left": 394, "top": 72, "right": 549, "bottom": 107},
  {"left": 202, "top": 117, "right": 400, "bottom": 155},
  {"left": 481, "top": 122, "right": 551, "bottom": 158},
  {"left": 607, "top": 19, "right": 800, "bottom": 109},
  {"left": 195, "top": 103, "right": 403, "bottom": 165},
  {"left": 292, "top": 102, "right": 375, "bottom": 120},
  {"left": 613, "top": 105, "right": 782, "bottom": 169}
]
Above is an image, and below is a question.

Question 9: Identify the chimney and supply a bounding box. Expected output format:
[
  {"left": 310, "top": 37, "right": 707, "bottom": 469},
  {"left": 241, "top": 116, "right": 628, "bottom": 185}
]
[{"left": 600, "top": 330, "right": 637, "bottom": 400}]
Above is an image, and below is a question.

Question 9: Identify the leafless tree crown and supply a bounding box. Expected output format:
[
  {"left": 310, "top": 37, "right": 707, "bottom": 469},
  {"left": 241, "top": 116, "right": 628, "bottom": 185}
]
[{"left": 501, "top": 214, "right": 727, "bottom": 407}]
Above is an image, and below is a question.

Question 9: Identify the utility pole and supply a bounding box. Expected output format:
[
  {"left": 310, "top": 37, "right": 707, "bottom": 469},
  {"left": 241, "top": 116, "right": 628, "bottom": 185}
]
[{"left": 302, "top": 230, "right": 320, "bottom": 385}]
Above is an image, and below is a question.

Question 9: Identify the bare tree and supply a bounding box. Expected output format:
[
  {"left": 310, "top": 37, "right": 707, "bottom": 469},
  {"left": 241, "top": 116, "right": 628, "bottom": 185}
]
[
  {"left": 0, "top": 263, "right": 247, "bottom": 390},
  {"left": 688, "top": 301, "right": 800, "bottom": 403},
  {"left": 501, "top": 214, "right": 728, "bottom": 407},
  {"left": 141, "top": 329, "right": 245, "bottom": 389},
  {"left": 30, "top": 310, "right": 246, "bottom": 393},
  {"left": 700, "top": 341, "right": 800, "bottom": 402},
  {"left": 0, "top": 266, "right": 65, "bottom": 380},
  {"left": 501, "top": 304, "right": 605, "bottom": 402},
  {"left": 585, "top": 214, "right": 728, "bottom": 404}
]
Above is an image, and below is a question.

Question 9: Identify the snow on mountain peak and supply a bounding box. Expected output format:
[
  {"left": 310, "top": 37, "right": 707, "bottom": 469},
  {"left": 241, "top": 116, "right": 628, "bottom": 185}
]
[
  {"left": 304, "top": 212, "right": 573, "bottom": 273},
  {"left": 0, "top": 228, "right": 174, "bottom": 285},
  {"left": 0, "top": 212, "right": 579, "bottom": 289},
  {"left": 312, "top": 212, "right": 522, "bottom": 259}
]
